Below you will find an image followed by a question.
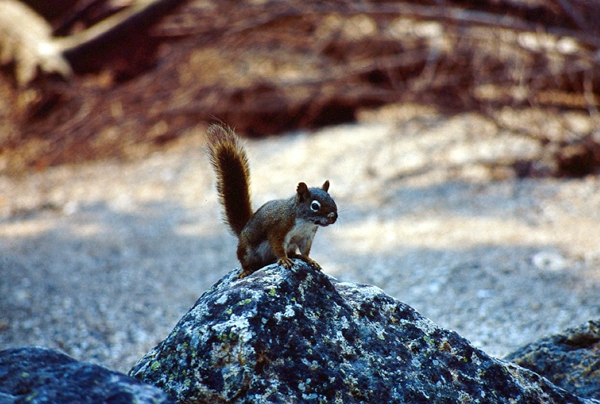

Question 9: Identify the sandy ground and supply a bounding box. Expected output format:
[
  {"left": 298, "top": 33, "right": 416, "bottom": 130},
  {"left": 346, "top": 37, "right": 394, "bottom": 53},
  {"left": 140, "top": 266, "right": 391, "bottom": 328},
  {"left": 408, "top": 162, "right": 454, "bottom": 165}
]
[{"left": 1, "top": 106, "right": 599, "bottom": 373}]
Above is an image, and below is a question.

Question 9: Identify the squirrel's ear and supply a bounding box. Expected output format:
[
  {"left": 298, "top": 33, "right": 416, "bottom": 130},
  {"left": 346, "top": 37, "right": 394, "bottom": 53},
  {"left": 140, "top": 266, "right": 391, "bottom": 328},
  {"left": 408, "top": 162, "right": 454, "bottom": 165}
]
[
  {"left": 297, "top": 182, "right": 310, "bottom": 198},
  {"left": 322, "top": 180, "right": 330, "bottom": 192}
]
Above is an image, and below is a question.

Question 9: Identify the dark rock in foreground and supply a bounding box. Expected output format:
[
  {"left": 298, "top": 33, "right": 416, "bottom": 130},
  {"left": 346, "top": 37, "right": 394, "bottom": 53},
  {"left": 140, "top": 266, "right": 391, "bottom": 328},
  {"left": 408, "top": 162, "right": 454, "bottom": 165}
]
[
  {"left": 0, "top": 347, "right": 175, "bottom": 404},
  {"left": 506, "top": 320, "right": 600, "bottom": 400},
  {"left": 130, "top": 261, "right": 598, "bottom": 404}
]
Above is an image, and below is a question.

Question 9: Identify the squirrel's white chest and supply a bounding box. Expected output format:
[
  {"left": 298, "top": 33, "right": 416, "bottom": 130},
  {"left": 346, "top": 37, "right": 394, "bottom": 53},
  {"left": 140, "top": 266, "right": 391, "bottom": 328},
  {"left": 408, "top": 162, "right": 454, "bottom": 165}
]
[
  {"left": 254, "top": 219, "right": 317, "bottom": 260},
  {"left": 284, "top": 218, "right": 317, "bottom": 248}
]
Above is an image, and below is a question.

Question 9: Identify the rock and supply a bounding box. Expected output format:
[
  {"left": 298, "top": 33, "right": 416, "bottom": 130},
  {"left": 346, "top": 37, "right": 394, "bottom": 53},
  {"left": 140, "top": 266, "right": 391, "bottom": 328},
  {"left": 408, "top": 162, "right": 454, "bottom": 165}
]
[
  {"left": 130, "top": 261, "right": 598, "bottom": 404},
  {"left": 506, "top": 320, "right": 600, "bottom": 400},
  {"left": 0, "top": 347, "right": 175, "bottom": 404}
]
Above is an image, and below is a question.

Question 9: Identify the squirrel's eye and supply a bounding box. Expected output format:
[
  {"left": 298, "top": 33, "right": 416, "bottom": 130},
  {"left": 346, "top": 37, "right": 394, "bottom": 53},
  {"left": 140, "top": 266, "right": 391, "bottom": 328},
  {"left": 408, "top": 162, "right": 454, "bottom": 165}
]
[{"left": 310, "top": 200, "right": 321, "bottom": 212}]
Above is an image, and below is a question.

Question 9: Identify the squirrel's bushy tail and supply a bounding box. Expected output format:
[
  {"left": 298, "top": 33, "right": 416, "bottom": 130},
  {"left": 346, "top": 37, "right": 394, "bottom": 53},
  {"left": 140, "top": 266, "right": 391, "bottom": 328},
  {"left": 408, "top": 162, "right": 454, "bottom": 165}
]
[{"left": 207, "top": 124, "right": 253, "bottom": 236}]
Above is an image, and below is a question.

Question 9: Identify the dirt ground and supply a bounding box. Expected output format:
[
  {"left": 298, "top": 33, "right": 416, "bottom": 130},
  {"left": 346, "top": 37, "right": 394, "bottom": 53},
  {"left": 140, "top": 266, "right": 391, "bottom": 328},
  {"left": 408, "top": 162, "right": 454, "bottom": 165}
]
[{"left": 1, "top": 105, "right": 599, "bottom": 373}]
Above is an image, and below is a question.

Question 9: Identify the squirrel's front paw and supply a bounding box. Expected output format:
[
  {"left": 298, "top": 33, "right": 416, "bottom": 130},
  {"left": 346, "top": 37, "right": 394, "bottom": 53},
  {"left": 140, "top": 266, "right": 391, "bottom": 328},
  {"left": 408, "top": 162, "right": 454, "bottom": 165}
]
[
  {"left": 303, "top": 257, "right": 322, "bottom": 270},
  {"left": 239, "top": 268, "right": 254, "bottom": 278},
  {"left": 277, "top": 257, "right": 294, "bottom": 269}
]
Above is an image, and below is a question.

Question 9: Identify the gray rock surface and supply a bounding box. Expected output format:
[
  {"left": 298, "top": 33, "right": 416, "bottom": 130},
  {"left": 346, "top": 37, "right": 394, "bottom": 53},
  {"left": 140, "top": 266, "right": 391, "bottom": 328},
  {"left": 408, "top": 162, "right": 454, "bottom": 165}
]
[
  {"left": 130, "top": 261, "right": 598, "bottom": 404},
  {"left": 0, "top": 346, "right": 175, "bottom": 403},
  {"left": 506, "top": 320, "right": 600, "bottom": 400}
]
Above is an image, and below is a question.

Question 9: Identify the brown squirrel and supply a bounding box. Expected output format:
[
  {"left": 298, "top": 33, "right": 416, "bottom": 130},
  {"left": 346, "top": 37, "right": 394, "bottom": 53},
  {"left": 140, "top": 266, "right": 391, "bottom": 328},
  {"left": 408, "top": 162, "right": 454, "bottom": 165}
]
[{"left": 207, "top": 124, "right": 338, "bottom": 278}]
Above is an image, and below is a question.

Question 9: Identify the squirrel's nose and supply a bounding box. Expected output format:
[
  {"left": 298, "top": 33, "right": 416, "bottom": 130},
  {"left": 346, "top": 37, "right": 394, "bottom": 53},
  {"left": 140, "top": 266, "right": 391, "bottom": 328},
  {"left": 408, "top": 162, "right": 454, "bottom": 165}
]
[{"left": 328, "top": 212, "right": 338, "bottom": 223}]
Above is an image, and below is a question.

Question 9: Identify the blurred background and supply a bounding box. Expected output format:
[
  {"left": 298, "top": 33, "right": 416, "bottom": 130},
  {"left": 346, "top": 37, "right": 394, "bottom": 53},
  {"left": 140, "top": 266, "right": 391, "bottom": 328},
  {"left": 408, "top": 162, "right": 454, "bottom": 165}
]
[
  {"left": 1, "top": 0, "right": 599, "bottom": 175},
  {"left": 1, "top": 0, "right": 599, "bottom": 373}
]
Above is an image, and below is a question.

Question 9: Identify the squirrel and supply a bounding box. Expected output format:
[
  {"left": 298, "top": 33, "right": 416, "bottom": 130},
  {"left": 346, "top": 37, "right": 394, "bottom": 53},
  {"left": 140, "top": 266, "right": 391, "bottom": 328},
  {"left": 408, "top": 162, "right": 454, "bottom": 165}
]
[{"left": 206, "top": 124, "right": 338, "bottom": 278}]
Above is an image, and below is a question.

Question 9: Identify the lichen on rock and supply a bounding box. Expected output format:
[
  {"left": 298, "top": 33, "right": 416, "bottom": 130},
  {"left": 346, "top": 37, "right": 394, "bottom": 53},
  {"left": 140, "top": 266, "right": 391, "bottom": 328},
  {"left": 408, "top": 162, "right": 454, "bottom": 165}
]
[
  {"left": 130, "top": 261, "right": 599, "bottom": 403},
  {"left": 506, "top": 320, "right": 600, "bottom": 400}
]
